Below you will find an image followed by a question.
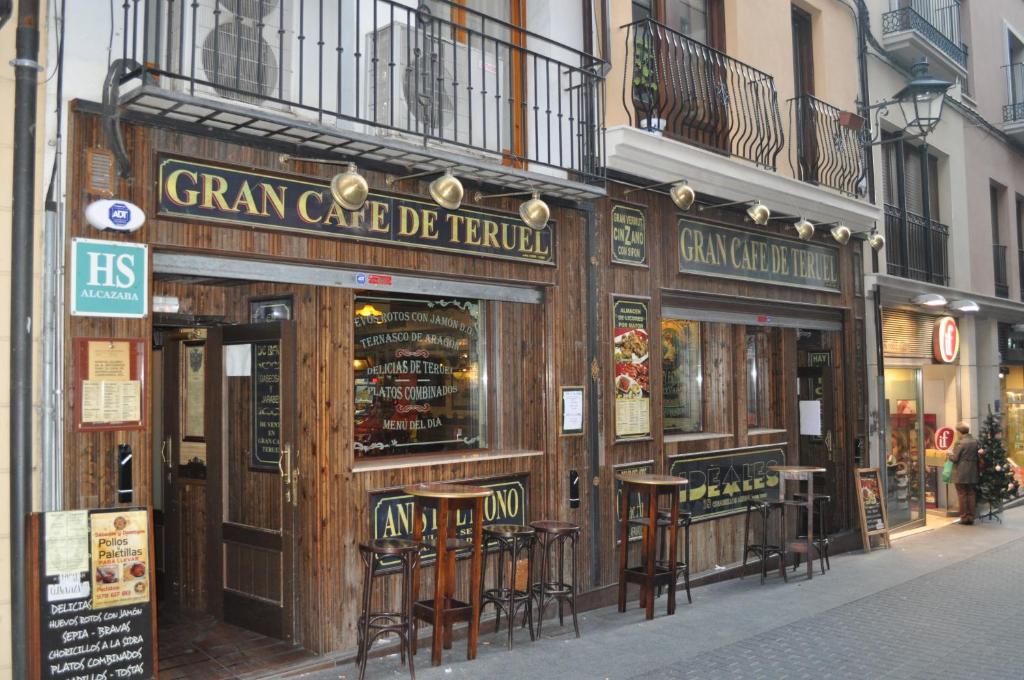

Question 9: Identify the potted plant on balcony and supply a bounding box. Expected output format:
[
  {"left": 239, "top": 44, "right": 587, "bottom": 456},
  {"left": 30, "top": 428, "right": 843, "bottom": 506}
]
[{"left": 632, "top": 35, "right": 665, "bottom": 134}]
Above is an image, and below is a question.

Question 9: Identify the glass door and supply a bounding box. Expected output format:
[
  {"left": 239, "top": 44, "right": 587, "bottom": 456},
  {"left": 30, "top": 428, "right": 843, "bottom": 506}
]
[{"left": 884, "top": 368, "right": 925, "bottom": 527}]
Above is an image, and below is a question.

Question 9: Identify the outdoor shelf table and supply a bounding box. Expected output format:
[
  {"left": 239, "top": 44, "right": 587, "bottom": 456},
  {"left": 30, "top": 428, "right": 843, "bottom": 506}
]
[
  {"left": 404, "top": 482, "right": 494, "bottom": 667},
  {"left": 615, "top": 473, "right": 688, "bottom": 620},
  {"left": 769, "top": 466, "right": 827, "bottom": 581}
]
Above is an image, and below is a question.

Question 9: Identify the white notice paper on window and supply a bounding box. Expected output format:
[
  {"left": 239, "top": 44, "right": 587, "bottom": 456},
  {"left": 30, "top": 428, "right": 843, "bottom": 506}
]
[
  {"left": 799, "top": 400, "right": 822, "bottom": 436},
  {"left": 562, "top": 388, "right": 584, "bottom": 434},
  {"left": 225, "top": 344, "right": 252, "bottom": 377}
]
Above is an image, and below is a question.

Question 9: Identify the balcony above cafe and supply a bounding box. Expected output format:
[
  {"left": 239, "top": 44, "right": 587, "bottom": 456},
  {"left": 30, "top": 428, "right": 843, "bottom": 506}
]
[
  {"left": 881, "top": 0, "right": 968, "bottom": 85},
  {"left": 605, "top": 17, "right": 878, "bottom": 232},
  {"left": 109, "top": 0, "right": 607, "bottom": 201},
  {"left": 1003, "top": 64, "right": 1024, "bottom": 142}
]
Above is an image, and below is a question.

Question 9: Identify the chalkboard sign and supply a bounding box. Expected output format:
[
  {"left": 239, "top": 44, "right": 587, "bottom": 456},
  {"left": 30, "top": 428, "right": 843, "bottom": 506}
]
[
  {"left": 252, "top": 340, "right": 281, "bottom": 470},
  {"left": 855, "top": 468, "right": 891, "bottom": 552},
  {"left": 28, "top": 507, "right": 157, "bottom": 679}
]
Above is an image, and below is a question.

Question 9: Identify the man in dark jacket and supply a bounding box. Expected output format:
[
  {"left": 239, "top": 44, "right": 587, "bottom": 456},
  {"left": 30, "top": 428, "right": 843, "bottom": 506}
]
[{"left": 948, "top": 422, "right": 980, "bottom": 524}]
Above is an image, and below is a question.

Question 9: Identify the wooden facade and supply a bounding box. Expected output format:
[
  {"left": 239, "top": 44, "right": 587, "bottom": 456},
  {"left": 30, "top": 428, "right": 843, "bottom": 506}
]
[{"left": 63, "top": 104, "right": 866, "bottom": 658}]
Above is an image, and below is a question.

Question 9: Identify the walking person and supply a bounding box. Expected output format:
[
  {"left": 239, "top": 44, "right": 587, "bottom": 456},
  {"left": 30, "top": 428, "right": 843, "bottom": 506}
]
[{"left": 948, "top": 422, "right": 980, "bottom": 524}]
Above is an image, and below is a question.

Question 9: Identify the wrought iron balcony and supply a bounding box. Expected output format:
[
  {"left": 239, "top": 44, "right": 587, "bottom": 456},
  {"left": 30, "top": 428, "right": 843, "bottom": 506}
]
[
  {"left": 994, "top": 244, "right": 1009, "bottom": 298},
  {"left": 883, "top": 204, "right": 950, "bottom": 286},
  {"left": 114, "top": 0, "right": 605, "bottom": 193},
  {"left": 882, "top": 0, "right": 968, "bottom": 70},
  {"left": 788, "top": 94, "right": 865, "bottom": 197},
  {"left": 621, "top": 18, "right": 785, "bottom": 170},
  {"left": 1018, "top": 249, "right": 1024, "bottom": 299},
  {"left": 1004, "top": 64, "right": 1024, "bottom": 124}
]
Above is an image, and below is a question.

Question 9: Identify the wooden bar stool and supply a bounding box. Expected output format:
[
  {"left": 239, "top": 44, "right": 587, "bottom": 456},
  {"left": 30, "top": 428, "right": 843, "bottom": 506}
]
[
  {"left": 530, "top": 520, "right": 581, "bottom": 638},
  {"left": 632, "top": 508, "right": 693, "bottom": 604},
  {"left": 792, "top": 494, "right": 832, "bottom": 575},
  {"left": 405, "top": 482, "right": 493, "bottom": 667},
  {"left": 616, "top": 473, "right": 688, "bottom": 620},
  {"left": 479, "top": 524, "right": 536, "bottom": 649},
  {"left": 770, "top": 465, "right": 827, "bottom": 581},
  {"left": 356, "top": 538, "right": 423, "bottom": 680},
  {"left": 741, "top": 500, "right": 788, "bottom": 585}
]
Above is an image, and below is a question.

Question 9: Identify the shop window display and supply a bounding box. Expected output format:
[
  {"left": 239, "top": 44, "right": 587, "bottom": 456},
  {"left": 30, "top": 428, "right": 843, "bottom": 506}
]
[
  {"left": 353, "top": 294, "right": 487, "bottom": 457},
  {"left": 746, "top": 327, "right": 780, "bottom": 430},
  {"left": 662, "top": 319, "right": 703, "bottom": 433}
]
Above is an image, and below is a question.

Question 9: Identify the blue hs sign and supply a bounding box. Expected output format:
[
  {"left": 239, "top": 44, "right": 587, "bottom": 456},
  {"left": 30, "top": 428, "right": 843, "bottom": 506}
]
[{"left": 71, "top": 239, "right": 149, "bottom": 318}]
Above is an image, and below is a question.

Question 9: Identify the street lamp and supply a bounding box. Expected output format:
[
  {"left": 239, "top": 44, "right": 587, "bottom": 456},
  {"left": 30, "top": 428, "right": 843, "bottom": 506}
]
[{"left": 891, "top": 59, "right": 952, "bottom": 138}]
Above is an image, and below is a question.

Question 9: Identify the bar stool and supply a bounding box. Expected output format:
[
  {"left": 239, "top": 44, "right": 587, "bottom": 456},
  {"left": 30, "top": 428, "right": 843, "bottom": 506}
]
[
  {"left": 792, "top": 494, "right": 832, "bottom": 575},
  {"left": 530, "top": 520, "right": 580, "bottom": 638},
  {"left": 356, "top": 538, "right": 423, "bottom": 680},
  {"left": 479, "top": 524, "right": 536, "bottom": 649},
  {"left": 631, "top": 509, "right": 693, "bottom": 604},
  {"left": 741, "top": 500, "right": 788, "bottom": 585}
]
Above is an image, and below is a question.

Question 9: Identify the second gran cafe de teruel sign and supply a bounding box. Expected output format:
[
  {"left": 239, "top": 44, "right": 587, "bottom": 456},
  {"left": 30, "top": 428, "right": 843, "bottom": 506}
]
[
  {"left": 678, "top": 219, "right": 839, "bottom": 291},
  {"left": 157, "top": 156, "right": 554, "bottom": 265}
]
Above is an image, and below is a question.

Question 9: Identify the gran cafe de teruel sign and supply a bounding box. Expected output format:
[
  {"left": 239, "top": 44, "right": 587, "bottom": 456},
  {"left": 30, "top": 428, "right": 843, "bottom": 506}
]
[
  {"left": 156, "top": 156, "right": 554, "bottom": 265},
  {"left": 678, "top": 219, "right": 840, "bottom": 292}
]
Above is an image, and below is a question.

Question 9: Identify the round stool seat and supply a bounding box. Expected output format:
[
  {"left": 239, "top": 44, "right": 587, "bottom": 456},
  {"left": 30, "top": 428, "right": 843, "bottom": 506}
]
[
  {"left": 362, "top": 538, "right": 424, "bottom": 556},
  {"left": 485, "top": 523, "right": 535, "bottom": 538},
  {"left": 530, "top": 520, "right": 580, "bottom": 535}
]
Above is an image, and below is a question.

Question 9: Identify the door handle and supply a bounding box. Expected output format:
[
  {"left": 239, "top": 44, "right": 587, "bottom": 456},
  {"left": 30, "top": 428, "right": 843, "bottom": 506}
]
[
  {"left": 161, "top": 437, "right": 172, "bottom": 469},
  {"left": 825, "top": 430, "right": 834, "bottom": 457},
  {"left": 279, "top": 444, "right": 293, "bottom": 504}
]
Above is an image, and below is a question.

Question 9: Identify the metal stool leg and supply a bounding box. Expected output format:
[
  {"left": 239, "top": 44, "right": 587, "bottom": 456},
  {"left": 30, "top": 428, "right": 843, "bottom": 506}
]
[
  {"left": 357, "top": 553, "right": 376, "bottom": 680},
  {"left": 535, "top": 534, "right": 550, "bottom": 638},
  {"left": 570, "top": 531, "right": 581, "bottom": 638}
]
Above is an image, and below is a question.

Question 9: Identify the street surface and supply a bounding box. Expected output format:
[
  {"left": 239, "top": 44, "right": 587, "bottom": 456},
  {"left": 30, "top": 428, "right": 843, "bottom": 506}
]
[{"left": 304, "top": 506, "right": 1024, "bottom": 680}]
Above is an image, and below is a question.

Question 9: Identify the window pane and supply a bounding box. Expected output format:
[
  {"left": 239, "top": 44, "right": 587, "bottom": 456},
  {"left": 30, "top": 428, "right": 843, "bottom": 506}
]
[
  {"left": 353, "top": 294, "right": 486, "bottom": 457},
  {"left": 662, "top": 319, "right": 703, "bottom": 433},
  {"left": 746, "top": 327, "right": 777, "bottom": 429}
]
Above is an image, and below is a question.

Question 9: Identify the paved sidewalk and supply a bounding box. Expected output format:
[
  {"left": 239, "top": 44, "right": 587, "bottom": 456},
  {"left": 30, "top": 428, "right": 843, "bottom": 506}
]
[{"left": 306, "top": 508, "right": 1024, "bottom": 680}]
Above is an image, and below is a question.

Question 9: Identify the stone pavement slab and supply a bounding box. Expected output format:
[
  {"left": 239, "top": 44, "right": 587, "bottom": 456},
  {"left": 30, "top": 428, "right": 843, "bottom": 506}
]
[{"left": 301, "top": 508, "right": 1024, "bottom": 680}]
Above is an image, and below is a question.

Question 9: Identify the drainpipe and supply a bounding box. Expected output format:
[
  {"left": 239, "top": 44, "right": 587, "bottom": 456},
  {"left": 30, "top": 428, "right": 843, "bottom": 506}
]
[
  {"left": 10, "top": 0, "right": 41, "bottom": 677},
  {"left": 583, "top": 199, "right": 602, "bottom": 587}
]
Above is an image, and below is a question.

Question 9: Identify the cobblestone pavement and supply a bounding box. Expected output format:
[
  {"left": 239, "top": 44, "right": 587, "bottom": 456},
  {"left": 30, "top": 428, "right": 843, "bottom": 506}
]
[{"left": 304, "top": 506, "right": 1024, "bottom": 680}]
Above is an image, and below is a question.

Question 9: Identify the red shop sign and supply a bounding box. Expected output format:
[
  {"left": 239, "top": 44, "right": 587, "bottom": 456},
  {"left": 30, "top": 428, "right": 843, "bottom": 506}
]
[
  {"left": 935, "top": 426, "right": 955, "bottom": 450},
  {"left": 933, "top": 316, "right": 960, "bottom": 363}
]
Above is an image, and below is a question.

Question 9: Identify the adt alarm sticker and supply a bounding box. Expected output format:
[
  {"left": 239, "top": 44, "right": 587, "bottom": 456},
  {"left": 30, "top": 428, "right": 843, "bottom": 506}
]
[
  {"left": 108, "top": 203, "right": 131, "bottom": 227},
  {"left": 356, "top": 273, "right": 367, "bottom": 285}
]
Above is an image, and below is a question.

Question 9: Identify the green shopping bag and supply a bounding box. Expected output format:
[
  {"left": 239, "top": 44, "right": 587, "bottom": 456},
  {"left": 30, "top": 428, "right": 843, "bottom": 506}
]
[{"left": 941, "top": 459, "right": 954, "bottom": 484}]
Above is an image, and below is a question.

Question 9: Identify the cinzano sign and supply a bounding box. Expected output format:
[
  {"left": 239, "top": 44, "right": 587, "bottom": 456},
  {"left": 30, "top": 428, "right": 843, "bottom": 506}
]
[{"left": 70, "top": 238, "right": 149, "bottom": 318}]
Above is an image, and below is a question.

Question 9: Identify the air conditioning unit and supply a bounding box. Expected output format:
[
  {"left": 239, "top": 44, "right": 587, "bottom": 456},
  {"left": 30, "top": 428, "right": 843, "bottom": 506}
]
[
  {"left": 365, "top": 22, "right": 509, "bottom": 153},
  {"left": 165, "top": 0, "right": 291, "bottom": 108}
]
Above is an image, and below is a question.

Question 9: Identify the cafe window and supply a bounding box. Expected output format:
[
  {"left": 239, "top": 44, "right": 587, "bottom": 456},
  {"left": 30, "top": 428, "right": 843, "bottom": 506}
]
[
  {"left": 353, "top": 293, "right": 487, "bottom": 457},
  {"left": 662, "top": 318, "right": 703, "bottom": 433},
  {"left": 746, "top": 327, "right": 780, "bottom": 430}
]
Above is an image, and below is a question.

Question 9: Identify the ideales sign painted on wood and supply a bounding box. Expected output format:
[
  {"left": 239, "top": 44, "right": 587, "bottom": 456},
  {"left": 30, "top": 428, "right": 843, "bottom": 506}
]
[
  {"left": 156, "top": 156, "right": 554, "bottom": 265},
  {"left": 933, "top": 316, "right": 960, "bottom": 363}
]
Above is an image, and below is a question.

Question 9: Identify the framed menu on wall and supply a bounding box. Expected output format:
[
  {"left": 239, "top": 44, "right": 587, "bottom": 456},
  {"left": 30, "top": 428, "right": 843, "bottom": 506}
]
[
  {"left": 73, "top": 338, "right": 147, "bottom": 432},
  {"left": 612, "top": 296, "right": 651, "bottom": 441}
]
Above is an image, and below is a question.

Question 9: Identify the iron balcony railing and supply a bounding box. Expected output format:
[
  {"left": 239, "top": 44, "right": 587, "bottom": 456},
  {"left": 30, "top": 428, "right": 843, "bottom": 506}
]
[
  {"left": 994, "top": 244, "right": 1009, "bottom": 298},
  {"left": 119, "top": 0, "right": 605, "bottom": 182},
  {"left": 1019, "top": 249, "right": 1024, "bottom": 299},
  {"left": 788, "top": 94, "right": 865, "bottom": 197},
  {"left": 882, "top": 0, "right": 968, "bottom": 69},
  {"left": 1004, "top": 63, "right": 1024, "bottom": 123},
  {"left": 621, "top": 18, "right": 785, "bottom": 170},
  {"left": 883, "top": 204, "right": 950, "bottom": 286}
]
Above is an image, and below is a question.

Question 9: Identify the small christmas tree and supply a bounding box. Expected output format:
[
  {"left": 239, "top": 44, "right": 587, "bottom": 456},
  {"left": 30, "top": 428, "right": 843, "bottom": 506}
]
[{"left": 976, "top": 408, "right": 1020, "bottom": 516}]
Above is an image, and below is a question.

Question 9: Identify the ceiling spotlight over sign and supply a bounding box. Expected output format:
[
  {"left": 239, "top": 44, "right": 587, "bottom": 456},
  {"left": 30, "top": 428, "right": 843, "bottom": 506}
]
[
  {"left": 912, "top": 293, "right": 947, "bottom": 307},
  {"left": 474, "top": 189, "right": 551, "bottom": 230},
  {"left": 948, "top": 299, "right": 980, "bottom": 312},
  {"left": 386, "top": 167, "right": 465, "bottom": 210},
  {"left": 830, "top": 224, "right": 851, "bottom": 245},
  {"left": 794, "top": 218, "right": 815, "bottom": 240},
  {"left": 868, "top": 230, "right": 885, "bottom": 251},
  {"left": 330, "top": 163, "right": 369, "bottom": 211},
  {"left": 746, "top": 201, "right": 770, "bottom": 226},
  {"left": 623, "top": 179, "right": 697, "bottom": 211}
]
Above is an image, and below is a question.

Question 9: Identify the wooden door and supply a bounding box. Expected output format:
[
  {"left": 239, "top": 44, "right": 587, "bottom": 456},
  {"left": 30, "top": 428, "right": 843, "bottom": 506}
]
[
  {"left": 206, "top": 321, "right": 298, "bottom": 641},
  {"left": 798, "top": 361, "right": 837, "bottom": 504},
  {"left": 792, "top": 6, "right": 817, "bottom": 184},
  {"left": 158, "top": 341, "right": 181, "bottom": 604}
]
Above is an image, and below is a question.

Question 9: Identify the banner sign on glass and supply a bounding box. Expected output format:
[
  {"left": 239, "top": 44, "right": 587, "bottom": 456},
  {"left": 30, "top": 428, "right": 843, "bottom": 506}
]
[
  {"left": 252, "top": 340, "right": 281, "bottom": 470},
  {"left": 369, "top": 475, "right": 528, "bottom": 569},
  {"left": 610, "top": 204, "right": 647, "bottom": 266},
  {"left": 32, "top": 507, "right": 156, "bottom": 680},
  {"left": 157, "top": 156, "right": 554, "bottom": 265},
  {"left": 614, "top": 461, "right": 653, "bottom": 544},
  {"left": 668, "top": 448, "right": 785, "bottom": 520},
  {"left": 354, "top": 296, "right": 484, "bottom": 457},
  {"left": 678, "top": 220, "right": 840, "bottom": 292},
  {"left": 613, "top": 298, "right": 651, "bottom": 441}
]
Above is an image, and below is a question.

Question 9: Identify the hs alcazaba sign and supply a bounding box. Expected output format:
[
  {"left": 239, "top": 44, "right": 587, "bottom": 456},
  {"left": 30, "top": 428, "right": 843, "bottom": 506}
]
[{"left": 70, "top": 239, "right": 149, "bottom": 318}]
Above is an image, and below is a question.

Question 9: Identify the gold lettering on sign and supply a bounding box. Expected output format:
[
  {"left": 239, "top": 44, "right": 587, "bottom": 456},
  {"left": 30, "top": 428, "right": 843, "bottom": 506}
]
[
  {"left": 164, "top": 168, "right": 199, "bottom": 206},
  {"left": 369, "top": 200, "right": 390, "bottom": 233},
  {"left": 297, "top": 189, "right": 324, "bottom": 224}
]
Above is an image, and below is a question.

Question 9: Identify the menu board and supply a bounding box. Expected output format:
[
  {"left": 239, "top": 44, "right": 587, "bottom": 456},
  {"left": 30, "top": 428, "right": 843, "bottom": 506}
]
[
  {"left": 610, "top": 204, "right": 647, "bottom": 266},
  {"left": 251, "top": 340, "right": 281, "bottom": 470},
  {"left": 73, "top": 338, "right": 147, "bottom": 432},
  {"left": 30, "top": 508, "right": 156, "bottom": 680},
  {"left": 369, "top": 475, "right": 527, "bottom": 570},
  {"left": 855, "top": 468, "right": 891, "bottom": 552},
  {"left": 613, "top": 298, "right": 651, "bottom": 440},
  {"left": 354, "top": 295, "right": 484, "bottom": 457},
  {"left": 614, "top": 461, "right": 653, "bottom": 544}
]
